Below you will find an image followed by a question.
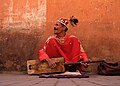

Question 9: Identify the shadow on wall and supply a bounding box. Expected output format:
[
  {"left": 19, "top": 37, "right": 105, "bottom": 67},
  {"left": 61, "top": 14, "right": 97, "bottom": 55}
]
[{"left": 0, "top": 29, "right": 43, "bottom": 72}]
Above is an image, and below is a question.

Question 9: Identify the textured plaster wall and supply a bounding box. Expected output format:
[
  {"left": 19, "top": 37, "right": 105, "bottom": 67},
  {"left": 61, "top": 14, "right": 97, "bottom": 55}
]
[
  {"left": 46, "top": 0, "right": 120, "bottom": 72},
  {"left": 46, "top": 0, "right": 120, "bottom": 61},
  {"left": 0, "top": 0, "right": 120, "bottom": 73},
  {"left": 0, "top": 0, "right": 46, "bottom": 72}
]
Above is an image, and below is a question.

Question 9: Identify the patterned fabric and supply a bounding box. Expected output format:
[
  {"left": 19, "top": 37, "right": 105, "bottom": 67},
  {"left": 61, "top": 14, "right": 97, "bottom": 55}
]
[
  {"left": 57, "top": 18, "right": 69, "bottom": 28},
  {"left": 97, "top": 61, "right": 120, "bottom": 75},
  {"left": 38, "top": 34, "right": 88, "bottom": 62}
]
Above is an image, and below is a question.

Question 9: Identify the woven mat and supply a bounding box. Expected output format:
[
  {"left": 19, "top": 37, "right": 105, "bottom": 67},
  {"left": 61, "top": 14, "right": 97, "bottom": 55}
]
[{"left": 39, "top": 72, "right": 89, "bottom": 78}]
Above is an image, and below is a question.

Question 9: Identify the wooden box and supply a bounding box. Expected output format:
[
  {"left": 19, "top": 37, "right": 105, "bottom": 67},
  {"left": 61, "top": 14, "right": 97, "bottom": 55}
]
[{"left": 27, "top": 57, "right": 65, "bottom": 74}]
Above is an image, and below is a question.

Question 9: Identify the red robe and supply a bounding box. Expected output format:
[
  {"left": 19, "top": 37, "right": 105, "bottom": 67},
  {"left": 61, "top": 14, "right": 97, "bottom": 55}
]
[{"left": 38, "top": 34, "right": 88, "bottom": 62}]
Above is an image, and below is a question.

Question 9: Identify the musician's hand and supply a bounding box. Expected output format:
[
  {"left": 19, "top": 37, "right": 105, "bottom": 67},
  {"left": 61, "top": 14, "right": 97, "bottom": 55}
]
[
  {"left": 81, "top": 63, "right": 89, "bottom": 68},
  {"left": 45, "top": 58, "right": 57, "bottom": 69}
]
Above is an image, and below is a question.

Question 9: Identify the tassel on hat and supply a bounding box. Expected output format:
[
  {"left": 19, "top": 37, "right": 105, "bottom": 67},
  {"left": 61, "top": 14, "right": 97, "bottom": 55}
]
[
  {"left": 57, "top": 16, "right": 79, "bottom": 28},
  {"left": 69, "top": 16, "right": 79, "bottom": 27}
]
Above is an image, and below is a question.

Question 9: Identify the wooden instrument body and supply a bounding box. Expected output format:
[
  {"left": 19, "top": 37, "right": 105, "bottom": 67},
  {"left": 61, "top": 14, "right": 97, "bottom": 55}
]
[{"left": 27, "top": 57, "right": 65, "bottom": 74}]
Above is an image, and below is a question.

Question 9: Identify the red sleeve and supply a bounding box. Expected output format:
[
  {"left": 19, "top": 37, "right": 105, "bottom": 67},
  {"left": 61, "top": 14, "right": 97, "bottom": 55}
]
[
  {"left": 38, "top": 38, "right": 50, "bottom": 61},
  {"left": 79, "top": 41, "right": 89, "bottom": 62},
  {"left": 80, "top": 52, "right": 88, "bottom": 61},
  {"left": 38, "top": 49, "right": 49, "bottom": 61}
]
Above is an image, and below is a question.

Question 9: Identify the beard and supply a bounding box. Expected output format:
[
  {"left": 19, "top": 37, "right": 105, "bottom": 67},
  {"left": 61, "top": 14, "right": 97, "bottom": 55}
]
[
  {"left": 54, "top": 27, "right": 65, "bottom": 35},
  {"left": 54, "top": 27, "right": 58, "bottom": 30},
  {"left": 54, "top": 27, "right": 58, "bottom": 34}
]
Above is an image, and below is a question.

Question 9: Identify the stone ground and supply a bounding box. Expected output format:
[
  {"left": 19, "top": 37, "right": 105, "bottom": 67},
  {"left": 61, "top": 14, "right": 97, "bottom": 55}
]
[{"left": 0, "top": 73, "right": 120, "bottom": 86}]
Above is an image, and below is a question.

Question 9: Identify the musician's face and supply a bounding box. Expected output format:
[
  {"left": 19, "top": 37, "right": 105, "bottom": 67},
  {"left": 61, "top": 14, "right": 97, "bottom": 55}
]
[{"left": 54, "top": 21, "right": 66, "bottom": 34}]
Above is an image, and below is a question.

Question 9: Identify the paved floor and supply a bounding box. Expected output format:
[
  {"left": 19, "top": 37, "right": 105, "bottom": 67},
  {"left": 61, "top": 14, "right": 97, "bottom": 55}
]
[{"left": 0, "top": 73, "right": 120, "bottom": 86}]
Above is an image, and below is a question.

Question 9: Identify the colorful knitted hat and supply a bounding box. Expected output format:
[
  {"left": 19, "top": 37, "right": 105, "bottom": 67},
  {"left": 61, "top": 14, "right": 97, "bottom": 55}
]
[{"left": 57, "top": 18, "right": 69, "bottom": 28}]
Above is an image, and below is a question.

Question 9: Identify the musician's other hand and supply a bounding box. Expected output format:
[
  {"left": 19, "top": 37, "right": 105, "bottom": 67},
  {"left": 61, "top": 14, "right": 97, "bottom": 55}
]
[
  {"left": 82, "top": 63, "right": 89, "bottom": 68},
  {"left": 45, "top": 58, "right": 57, "bottom": 69}
]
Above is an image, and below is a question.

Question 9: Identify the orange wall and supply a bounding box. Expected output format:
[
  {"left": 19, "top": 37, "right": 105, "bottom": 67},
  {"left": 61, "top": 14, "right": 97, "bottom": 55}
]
[
  {"left": 0, "top": 0, "right": 120, "bottom": 72},
  {"left": 0, "top": 0, "right": 46, "bottom": 71},
  {"left": 0, "top": 0, "right": 46, "bottom": 31},
  {"left": 46, "top": 0, "right": 120, "bottom": 61}
]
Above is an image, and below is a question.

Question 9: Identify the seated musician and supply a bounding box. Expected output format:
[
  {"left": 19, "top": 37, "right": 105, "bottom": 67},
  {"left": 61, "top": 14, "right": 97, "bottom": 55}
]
[{"left": 38, "top": 17, "right": 89, "bottom": 72}]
